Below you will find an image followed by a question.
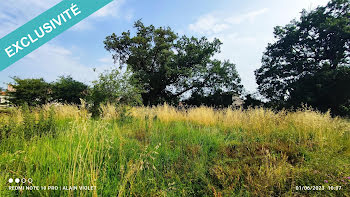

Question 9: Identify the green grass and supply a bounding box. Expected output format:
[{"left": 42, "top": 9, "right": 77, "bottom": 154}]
[{"left": 0, "top": 105, "right": 349, "bottom": 196}]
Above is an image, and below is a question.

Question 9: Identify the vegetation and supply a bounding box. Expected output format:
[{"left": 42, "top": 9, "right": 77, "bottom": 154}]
[
  {"left": 6, "top": 0, "right": 349, "bottom": 116},
  {"left": 0, "top": 105, "right": 349, "bottom": 196},
  {"left": 255, "top": 0, "right": 350, "bottom": 116},
  {"left": 7, "top": 76, "right": 89, "bottom": 106},
  {"left": 88, "top": 68, "right": 143, "bottom": 117},
  {"left": 104, "top": 20, "right": 243, "bottom": 106},
  {"left": 8, "top": 78, "right": 51, "bottom": 106},
  {"left": 1, "top": 0, "right": 349, "bottom": 196},
  {"left": 51, "top": 76, "right": 88, "bottom": 105}
]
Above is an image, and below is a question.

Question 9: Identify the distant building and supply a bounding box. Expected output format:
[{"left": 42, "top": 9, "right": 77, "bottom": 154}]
[
  {"left": 232, "top": 95, "right": 244, "bottom": 108},
  {"left": 0, "top": 84, "right": 15, "bottom": 107},
  {"left": 0, "top": 91, "right": 9, "bottom": 107},
  {"left": 7, "top": 84, "right": 15, "bottom": 92}
]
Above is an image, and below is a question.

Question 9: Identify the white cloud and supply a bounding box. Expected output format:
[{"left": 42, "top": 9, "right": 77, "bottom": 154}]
[
  {"left": 92, "top": 0, "right": 126, "bottom": 18},
  {"left": 98, "top": 55, "right": 114, "bottom": 64},
  {"left": 225, "top": 8, "right": 269, "bottom": 24},
  {"left": 0, "top": 0, "right": 60, "bottom": 37},
  {"left": 189, "top": 8, "right": 269, "bottom": 35},
  {"left": 69, "top": 0, "right": 132, "bottom": 32},
  {"left": 189, "top": 14, "right": 230, "bottom": 35}
]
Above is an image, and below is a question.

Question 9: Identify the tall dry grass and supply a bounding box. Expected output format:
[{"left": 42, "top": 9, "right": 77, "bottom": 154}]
[
  {"left": 0, "top": 104, "right": 349, "bottom": 196},
  {"left": 131, "top": 104, "right": 349, "bottom": 146}
]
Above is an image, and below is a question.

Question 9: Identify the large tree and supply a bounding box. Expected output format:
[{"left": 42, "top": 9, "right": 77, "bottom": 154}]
[
  {"left": 104, "top": 20, "right": 242, "bottom": 106},
  {"left": 255, "top": 0, "right": 350, "bottom": 115}
]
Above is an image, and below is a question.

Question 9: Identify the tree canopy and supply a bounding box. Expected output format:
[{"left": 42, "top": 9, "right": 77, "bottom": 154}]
[
  {"left": 255, "top": 0, "right": 350, "bottom": 115},
  {"left": 7, "top": 76, "right": 89, "bottom": 107},
  {"left": 88, "top": 68, "right": 143, "bottom": 116},
  {"left": 8, "top": 77, "right": 51, "bottom": 106},
  {"left": 104, "top": 20, "right": 242, "bottom": 106},
  {"left": 52, "top": 76, "right": 88, "bottom": 105}
]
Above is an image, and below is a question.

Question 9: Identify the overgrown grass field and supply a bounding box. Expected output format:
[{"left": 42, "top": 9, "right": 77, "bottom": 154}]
[{"left": 0, "top": 104, "right": 349, "bottom": 196}]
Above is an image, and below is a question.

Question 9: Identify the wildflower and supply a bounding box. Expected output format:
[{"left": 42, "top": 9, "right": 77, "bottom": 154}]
[
  {"left": 347, "top": 177, "right": 350, "bottom": 180},
  {"left": 324, "top": 180, "right": 328, "bottom": 183}
]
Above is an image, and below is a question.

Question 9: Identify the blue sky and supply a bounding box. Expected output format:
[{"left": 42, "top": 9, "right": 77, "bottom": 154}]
[{"left": 0, "top": 0, "right": 329, "bottom": 92}]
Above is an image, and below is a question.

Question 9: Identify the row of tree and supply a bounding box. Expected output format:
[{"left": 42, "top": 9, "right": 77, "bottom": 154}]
[
  {"left": 7, "top": 21, "right": 244, "bottom": 112},
  {"left": 7, "top": 71, "right": 143, "bottom": 116},
  {"left": 8, "top": 76, "right": 88, "bottom": 106},
  {"left": 5, "top": 0, "right": 349, "bottom": 117}
]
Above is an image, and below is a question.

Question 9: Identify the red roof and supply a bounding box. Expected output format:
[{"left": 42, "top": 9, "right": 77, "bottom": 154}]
[{"left": 0, "top": 91, "right": 6, "bottom": 96}]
